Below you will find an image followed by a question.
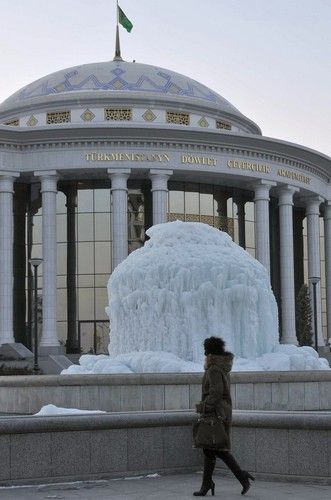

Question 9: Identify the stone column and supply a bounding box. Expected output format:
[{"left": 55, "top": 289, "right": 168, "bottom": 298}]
[
  {"left": 324, "top": 201, "right": 331, "bottom": 344},
  {"left": 278, "top": 186, "right": 299, "bottom": 345},
  {"left": 293, "top": 208, "right": 305, "bottom": 305},
  {"left": 304, "top": 195, "right": 324, "bottom": 346},
  {"left": 214, "top": 192, "right": 230, "bottom": 234},
  {"left": 64, "top": 186, "right": 79, "bottom": 353},
  {"left": 108, "top": 169, "right": 131, "bottom": 271},
  {"left": 252, "top": 181, "right": 276, "bottom": 275},
  {"left": 234, "top": 197, "right": 246, "bottom": 249},
  {"left": 13, "top": 184, "right": 28, "bottom": 344},
  {"left": 149, "top": 169, "right": 173, "bottom": 225},
  {"left": 36, "top": 171, "right": 60, "bottom": 352},
  {"left": 0, "top": 172, "right": 19, "bottom": 344}
]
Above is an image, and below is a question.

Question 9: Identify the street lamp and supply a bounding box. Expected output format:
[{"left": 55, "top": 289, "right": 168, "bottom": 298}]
[
  {"left": 308, "top": 276, "right": 321, "bottom": 353},
  {"left": 29, "top": 258, "right": 43, "bottom": 374}
]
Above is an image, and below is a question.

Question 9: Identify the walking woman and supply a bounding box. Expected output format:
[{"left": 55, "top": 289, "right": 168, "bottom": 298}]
[{"left": 194, "top": 336, "right": 255, "bottom": 496}]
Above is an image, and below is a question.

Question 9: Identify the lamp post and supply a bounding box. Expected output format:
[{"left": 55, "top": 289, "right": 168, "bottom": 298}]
[
  {"left": 308, "top": 276, "right": 321, "bottom": 352},
  {"left": 29, "top": 258, "right": 43, "bottom": 374}
]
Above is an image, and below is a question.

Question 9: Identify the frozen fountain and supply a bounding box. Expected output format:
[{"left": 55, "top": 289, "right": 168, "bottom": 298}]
[
  {"left": 3, "top": 222, "right": 330, "bottom": 485},
  {"left": 63, "top": 221, "right": 329, "bottom": 374}
]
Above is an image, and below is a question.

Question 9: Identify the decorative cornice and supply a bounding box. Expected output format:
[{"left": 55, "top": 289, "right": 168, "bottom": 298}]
[
  {"left": 0, "top": 130, "right": 330, "bottom": 183},
  {"left": 0, "top": 93, "right": 260, "bottom": 134}
]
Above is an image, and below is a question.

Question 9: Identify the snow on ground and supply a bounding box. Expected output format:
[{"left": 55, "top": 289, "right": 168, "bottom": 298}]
[
  {"left": 62, "top": 222, "right": 329, "bottom": 374},
  {"left": 34, "top": 404, "right": 106, "bottom": 416}
]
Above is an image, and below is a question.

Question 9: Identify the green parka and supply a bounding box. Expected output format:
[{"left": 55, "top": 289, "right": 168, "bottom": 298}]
[{"left": 198, "top": 352, "right": 234, "bottom": 447}]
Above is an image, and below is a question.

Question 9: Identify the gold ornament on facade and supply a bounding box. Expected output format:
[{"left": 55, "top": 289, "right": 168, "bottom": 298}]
[
  {"left": 216, "top": 120, "right": 231, "bottom": 131},
  {"left": 166, "top": 111, "right": 190, "bottom": 126},
  {"left": 27, "top": 115, "right": 38, "bottom": 127},
  {"left": 112, "top": 79, "right": 125, "bottom": 90},
  {"left": 198, "top": 117, "right": 209, "bottom": 128},
  {"left": 105, "top": 108, "right": 132, "bottom": 121},
  {"left": 4, "top": 118, "right": 19, "bottom": 126},
  {"left": 142, "top": 109, "right": 157, "bottom": 122},
  {"left": 81, "top": 109, "right": 95, "bottom": 122},
  {"left": 168, "top": 83, "right": 182, "bottom": 94},
  {"left": 54, "top": 81, "right": 67, "bottom": 93},
  {"left": 46, "top": 111, "right": 71, "bottom": 124}
]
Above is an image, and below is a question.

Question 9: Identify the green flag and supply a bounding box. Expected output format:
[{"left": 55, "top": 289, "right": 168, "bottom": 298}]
[{"left": 118, "top": 5, "right": 133, "bottom": 33}]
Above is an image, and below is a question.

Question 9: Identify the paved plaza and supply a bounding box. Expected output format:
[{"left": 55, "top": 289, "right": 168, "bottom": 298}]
[{"left": 0, "top": 473, "right": 330, "bottom": 500}]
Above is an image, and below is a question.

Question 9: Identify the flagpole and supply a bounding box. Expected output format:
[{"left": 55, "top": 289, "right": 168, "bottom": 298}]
[{"left": 114, "top": 0, "right": 122, "bottom": 61}]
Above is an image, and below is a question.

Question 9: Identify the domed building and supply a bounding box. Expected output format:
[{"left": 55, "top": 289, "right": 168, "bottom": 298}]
[{"left": 0, "top": 49, "right": 330, "bottom": 355}]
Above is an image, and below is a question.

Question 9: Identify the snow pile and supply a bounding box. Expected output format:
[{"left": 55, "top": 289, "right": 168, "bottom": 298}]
[
  {"left": 62, "top": 351, "right": 202, "bottom": 374},
  {"left": 62, "top": 221, "right": 329, "bottom": 374},
  {"left": 34, "top": 404, "right": 106, "bottom": 416},
  {"left": 62, "top": 345, "right": 329, "bottom": 374}
]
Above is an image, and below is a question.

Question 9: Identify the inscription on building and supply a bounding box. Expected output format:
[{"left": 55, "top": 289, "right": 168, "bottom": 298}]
[
  {"left": 85, "top": 152, "right": 170, "bottom": 162},
  {"left": 227, "top": 160, "right": 271, "bottom": 174},
  {"left": 181, "top": 155, "right": 217, "bottom": 166},
  {"left": 277, "top": 168, "right": 310, "bottom": 184},
  {"left": 84, "top": 153, "right": 312, "bottom": 185}
]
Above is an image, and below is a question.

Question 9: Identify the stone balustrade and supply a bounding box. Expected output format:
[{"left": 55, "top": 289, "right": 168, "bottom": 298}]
[
  {"left": 0, "top": 372, "right": 330, "bottom": 414},
  {"left": 0, "top": 409, "right": 330, "bottom": 485}
]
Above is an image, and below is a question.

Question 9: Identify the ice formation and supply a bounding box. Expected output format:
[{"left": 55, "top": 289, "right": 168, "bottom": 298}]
[
  {"left": 34, "top": 404, "right": 106, "bottom": 416},
  {"left": 62, "top": 221, "right": 329, "bottom": 374}
]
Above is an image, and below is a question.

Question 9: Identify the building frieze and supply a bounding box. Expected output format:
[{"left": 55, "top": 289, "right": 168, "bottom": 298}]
[{"left": 0, "top": 136, "right": 330, "bottom": 183}]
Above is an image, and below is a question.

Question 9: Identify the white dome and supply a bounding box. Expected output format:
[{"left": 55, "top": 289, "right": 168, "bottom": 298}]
[{"left": 0, "top": 60, "right": 259, "bottom": 132}]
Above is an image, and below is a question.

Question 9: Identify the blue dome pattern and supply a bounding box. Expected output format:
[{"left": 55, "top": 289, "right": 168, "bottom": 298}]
[{"left": 1, "top": 61, "right": 241, "bottom": 115}]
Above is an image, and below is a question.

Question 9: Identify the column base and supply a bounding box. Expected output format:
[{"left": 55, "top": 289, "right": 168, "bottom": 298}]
[
  {"left": 38, "top": 345, "right": 66, "bottom": 356},
  {"left": 0, "top": 343, "right": 33, "bottom": 360},
  {"left": 38, "top": 354, "right": 73, "bottom": 374},
  {"left": 280, "top": 339, "right": 298, "bottom": 346},
  {"left": 318, "top": 346, "right": 330, "bottom": 354}
]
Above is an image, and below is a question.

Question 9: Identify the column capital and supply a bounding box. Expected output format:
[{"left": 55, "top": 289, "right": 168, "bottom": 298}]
[
  {"left": 302, "top": 195, "right": 324, "bottom": 215},
  {"left": 36, "top": 171, "right": 58, "bottom": 194},
  {"left": 0, "top": 171, "right": 20, "bottom": 178},
  {"left": 324, "top": 201, "right": 331, "bottom": 220},
  {"left": 0, "top": 172, "right": 20, "bottom": 193},
  {"left": 233, "top": 196, "right": 247, "bottom": 208},
  {"left": 34, "top": 170, "right": 58, "bottom": 178},
  {"left": 63, "top": 186, "right": 78, "bottom": 209},
  {"left": 149, "top": 169, "right": 173, "bottom": 177},
  {"left": 150, "top": 169, "right": 173, "bottom": 191},
  {"left": 251, "top": 180, "right": 277, "bottom": 201},
  {"left": 107, "top": 168, "right": 131, "bottom": 176},
  {"left": 108, "top": 169, "right": 131, "bottom": 190},
  {"left": 277, "top": 185, "right": 299, "bottom": 206}
]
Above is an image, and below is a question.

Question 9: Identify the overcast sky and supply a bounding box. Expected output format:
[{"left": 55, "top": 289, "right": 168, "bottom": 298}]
[{"left": 0, "top": 0, "right": 330, "bottom": 156}]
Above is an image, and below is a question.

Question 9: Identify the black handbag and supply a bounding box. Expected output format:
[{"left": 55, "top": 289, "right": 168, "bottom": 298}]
[{"left": 193, "top": 414, "right": 230, "bottom": 450}]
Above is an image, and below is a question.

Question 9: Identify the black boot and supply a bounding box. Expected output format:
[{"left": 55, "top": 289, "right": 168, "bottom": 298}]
[
  {"left": 194, "top": 451, "right": 216, "bottom": 496},
  {"left": 238, "top": 471, "right": 255, "bottom": 495},
  {"left": 216, "top": 451, "right": 255, "bottom": 495}
]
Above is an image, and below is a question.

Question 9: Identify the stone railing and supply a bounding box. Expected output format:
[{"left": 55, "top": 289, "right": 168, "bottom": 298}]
[
  {"left": 0, "top": 371, "right": 330, "bottom": 414},
  {"left": 0, "top": 409, "right": 330, "bottom": 485}
]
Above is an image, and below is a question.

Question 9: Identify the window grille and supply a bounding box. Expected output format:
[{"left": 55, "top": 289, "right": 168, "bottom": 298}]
[
  {"left": 216, "top": 120, "right": 231, "bottom": 131},
  {"left": 4, "top": 119, "right": 19, "bottom": 126},
  {"left": 167, "top": 213, "right": 234, "bottom": 239},
  {"left": 46, "top": 111, "right": 71, "bottom": 124},
  {"left": 105, "top": 108, "right": 132, "bottom": 121},
  {"left": 166, "top": 111, "right": 190, "bottom": 126}
]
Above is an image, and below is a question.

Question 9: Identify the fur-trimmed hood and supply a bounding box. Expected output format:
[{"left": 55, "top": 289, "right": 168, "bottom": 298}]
[{"left": 204, "top": 353, "right": 234, "bottom": 372}]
